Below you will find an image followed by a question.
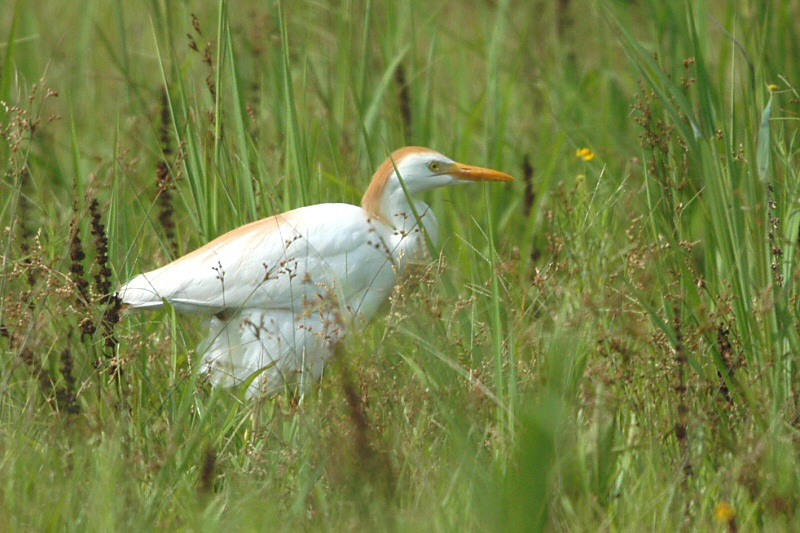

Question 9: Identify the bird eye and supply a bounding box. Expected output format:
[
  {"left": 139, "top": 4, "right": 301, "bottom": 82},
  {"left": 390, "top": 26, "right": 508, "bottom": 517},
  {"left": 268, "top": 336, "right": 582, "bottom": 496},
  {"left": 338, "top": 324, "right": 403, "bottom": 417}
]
[{"left": 428, "top": 161, "right": 442, "bottom": 172}]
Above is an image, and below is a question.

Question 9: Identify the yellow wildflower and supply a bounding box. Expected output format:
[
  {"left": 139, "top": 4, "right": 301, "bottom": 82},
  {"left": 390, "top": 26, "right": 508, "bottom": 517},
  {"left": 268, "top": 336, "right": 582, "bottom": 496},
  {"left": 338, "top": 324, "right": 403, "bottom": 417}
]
[
  {"left": 714, "top": 501, "right": 736, "bottom": 524},
  {"left": 576, "top": 148, "right": 595, "bottom": 162},
  {"left": 768, "top": 83, "right": 780, "bottom": 92}
]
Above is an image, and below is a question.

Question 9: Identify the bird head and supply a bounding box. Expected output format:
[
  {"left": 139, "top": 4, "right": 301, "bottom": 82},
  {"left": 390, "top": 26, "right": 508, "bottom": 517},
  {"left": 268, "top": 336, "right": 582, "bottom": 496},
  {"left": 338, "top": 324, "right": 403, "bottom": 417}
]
[{"left": 362, "top": 147, "right": 515, "bottom": 219}]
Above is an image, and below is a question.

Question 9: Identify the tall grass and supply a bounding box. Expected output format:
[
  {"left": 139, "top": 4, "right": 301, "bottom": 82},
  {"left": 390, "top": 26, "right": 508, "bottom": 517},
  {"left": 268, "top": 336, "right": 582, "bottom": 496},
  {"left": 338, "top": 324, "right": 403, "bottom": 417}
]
[{"left": 1, "top": 0, "right": 799, "bottom": 530}]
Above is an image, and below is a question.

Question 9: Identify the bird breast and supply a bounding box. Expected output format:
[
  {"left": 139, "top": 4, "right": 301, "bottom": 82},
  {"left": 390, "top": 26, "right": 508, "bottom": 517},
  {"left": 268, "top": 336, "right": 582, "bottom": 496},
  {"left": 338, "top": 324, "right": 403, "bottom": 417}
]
[{"left": 380, "top": 199, "right": 439, "bottom": 270}]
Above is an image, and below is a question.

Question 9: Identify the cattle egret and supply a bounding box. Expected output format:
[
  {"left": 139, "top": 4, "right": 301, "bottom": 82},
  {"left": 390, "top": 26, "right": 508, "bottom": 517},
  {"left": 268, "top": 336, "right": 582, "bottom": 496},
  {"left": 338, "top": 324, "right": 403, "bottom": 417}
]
[{"left": 118, "top": 147, "right": 514, "bottom": 397}]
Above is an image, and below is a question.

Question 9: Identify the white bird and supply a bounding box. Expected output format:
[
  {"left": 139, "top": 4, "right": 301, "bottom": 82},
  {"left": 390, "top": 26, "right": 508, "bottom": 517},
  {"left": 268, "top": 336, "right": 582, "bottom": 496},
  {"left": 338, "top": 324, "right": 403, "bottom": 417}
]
[{"left": 118, "top": 147, "right": 514, "bottom": 397}]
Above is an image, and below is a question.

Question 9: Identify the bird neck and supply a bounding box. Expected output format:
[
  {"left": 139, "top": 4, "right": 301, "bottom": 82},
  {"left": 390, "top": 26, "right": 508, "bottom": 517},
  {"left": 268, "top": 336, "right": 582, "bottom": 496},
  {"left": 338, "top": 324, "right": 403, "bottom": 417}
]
[
  {"left": 384, "top": 191, "right": 430, "bottom": 229},
  {"left": 362, "top": 179, "right": 421, "bottom": 225},
  {"left": 362, "top": 153, "right": 429, "bottom": 224},
  {"left": 361, "top": 155, "right": 436, "bottom": 229}
]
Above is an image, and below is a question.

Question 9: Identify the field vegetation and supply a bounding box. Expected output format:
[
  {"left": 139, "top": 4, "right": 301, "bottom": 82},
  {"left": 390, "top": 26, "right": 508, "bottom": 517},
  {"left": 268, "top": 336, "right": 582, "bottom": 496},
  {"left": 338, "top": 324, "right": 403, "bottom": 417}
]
[{"left": 1, "top": 0, "right": 799, "bottom": 530}]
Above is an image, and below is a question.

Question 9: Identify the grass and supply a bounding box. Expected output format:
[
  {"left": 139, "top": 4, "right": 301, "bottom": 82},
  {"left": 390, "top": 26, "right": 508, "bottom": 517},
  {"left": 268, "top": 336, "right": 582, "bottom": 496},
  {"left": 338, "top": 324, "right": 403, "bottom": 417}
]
[{"left": 1, "top": 0, "right": 800, "bottom": 530}]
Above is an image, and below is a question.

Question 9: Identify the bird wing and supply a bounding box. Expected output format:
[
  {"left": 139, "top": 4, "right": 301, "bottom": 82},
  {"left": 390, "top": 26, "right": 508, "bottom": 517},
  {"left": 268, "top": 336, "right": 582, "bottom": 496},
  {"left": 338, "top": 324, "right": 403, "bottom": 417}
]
[{"left": 118, "top": 203, "right": 398, "bottom": 317}]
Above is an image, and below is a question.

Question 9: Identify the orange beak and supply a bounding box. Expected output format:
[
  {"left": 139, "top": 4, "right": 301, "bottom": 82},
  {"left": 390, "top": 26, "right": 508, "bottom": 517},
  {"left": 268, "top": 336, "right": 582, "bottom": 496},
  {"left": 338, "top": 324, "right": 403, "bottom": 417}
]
[{"left": 449, "top": 162, "right": 515, "bottom": 182}]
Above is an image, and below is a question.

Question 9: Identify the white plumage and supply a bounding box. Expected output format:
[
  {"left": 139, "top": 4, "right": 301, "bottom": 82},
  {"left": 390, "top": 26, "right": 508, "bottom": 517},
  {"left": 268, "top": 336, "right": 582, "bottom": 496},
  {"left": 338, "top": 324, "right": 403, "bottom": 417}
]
[{"left": 118, "top": 147, "right": 514, "bottom": 397}]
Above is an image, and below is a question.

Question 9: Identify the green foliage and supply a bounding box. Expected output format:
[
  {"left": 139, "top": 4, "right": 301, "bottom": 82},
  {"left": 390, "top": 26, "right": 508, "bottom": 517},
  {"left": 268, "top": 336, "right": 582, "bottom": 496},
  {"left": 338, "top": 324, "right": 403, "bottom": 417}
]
[{"left": 1, "top": 0, "right": 799, "bottom": 530}]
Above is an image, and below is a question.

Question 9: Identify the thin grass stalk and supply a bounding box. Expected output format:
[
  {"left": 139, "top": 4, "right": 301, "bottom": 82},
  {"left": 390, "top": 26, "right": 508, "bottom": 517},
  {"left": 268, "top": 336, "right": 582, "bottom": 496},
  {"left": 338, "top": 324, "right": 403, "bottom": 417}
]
[
  {"left": 223, "top": 16, "right": 258, "bottom": 222},
  {"left": 0, "top": 3, "right": 21, "bottom": 107},
  {"left": 277, "top": 1, "right": 309, "bottom": 207},
  {"left": 154, "top": 19, "right": 209, "bottom": 241},
  {"left": 212, "top": 1, "right": 226, "bottom": 223},
  {"left": 485, "top": 186, "right": 515, "bottom": 446}
]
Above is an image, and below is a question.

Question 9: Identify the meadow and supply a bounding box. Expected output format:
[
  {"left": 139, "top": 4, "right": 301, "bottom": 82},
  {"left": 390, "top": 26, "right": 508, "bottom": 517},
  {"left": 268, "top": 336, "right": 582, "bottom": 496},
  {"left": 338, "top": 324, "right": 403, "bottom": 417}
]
[{"left": 1, "top": 0, "right": 799, "bottom": 530}]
